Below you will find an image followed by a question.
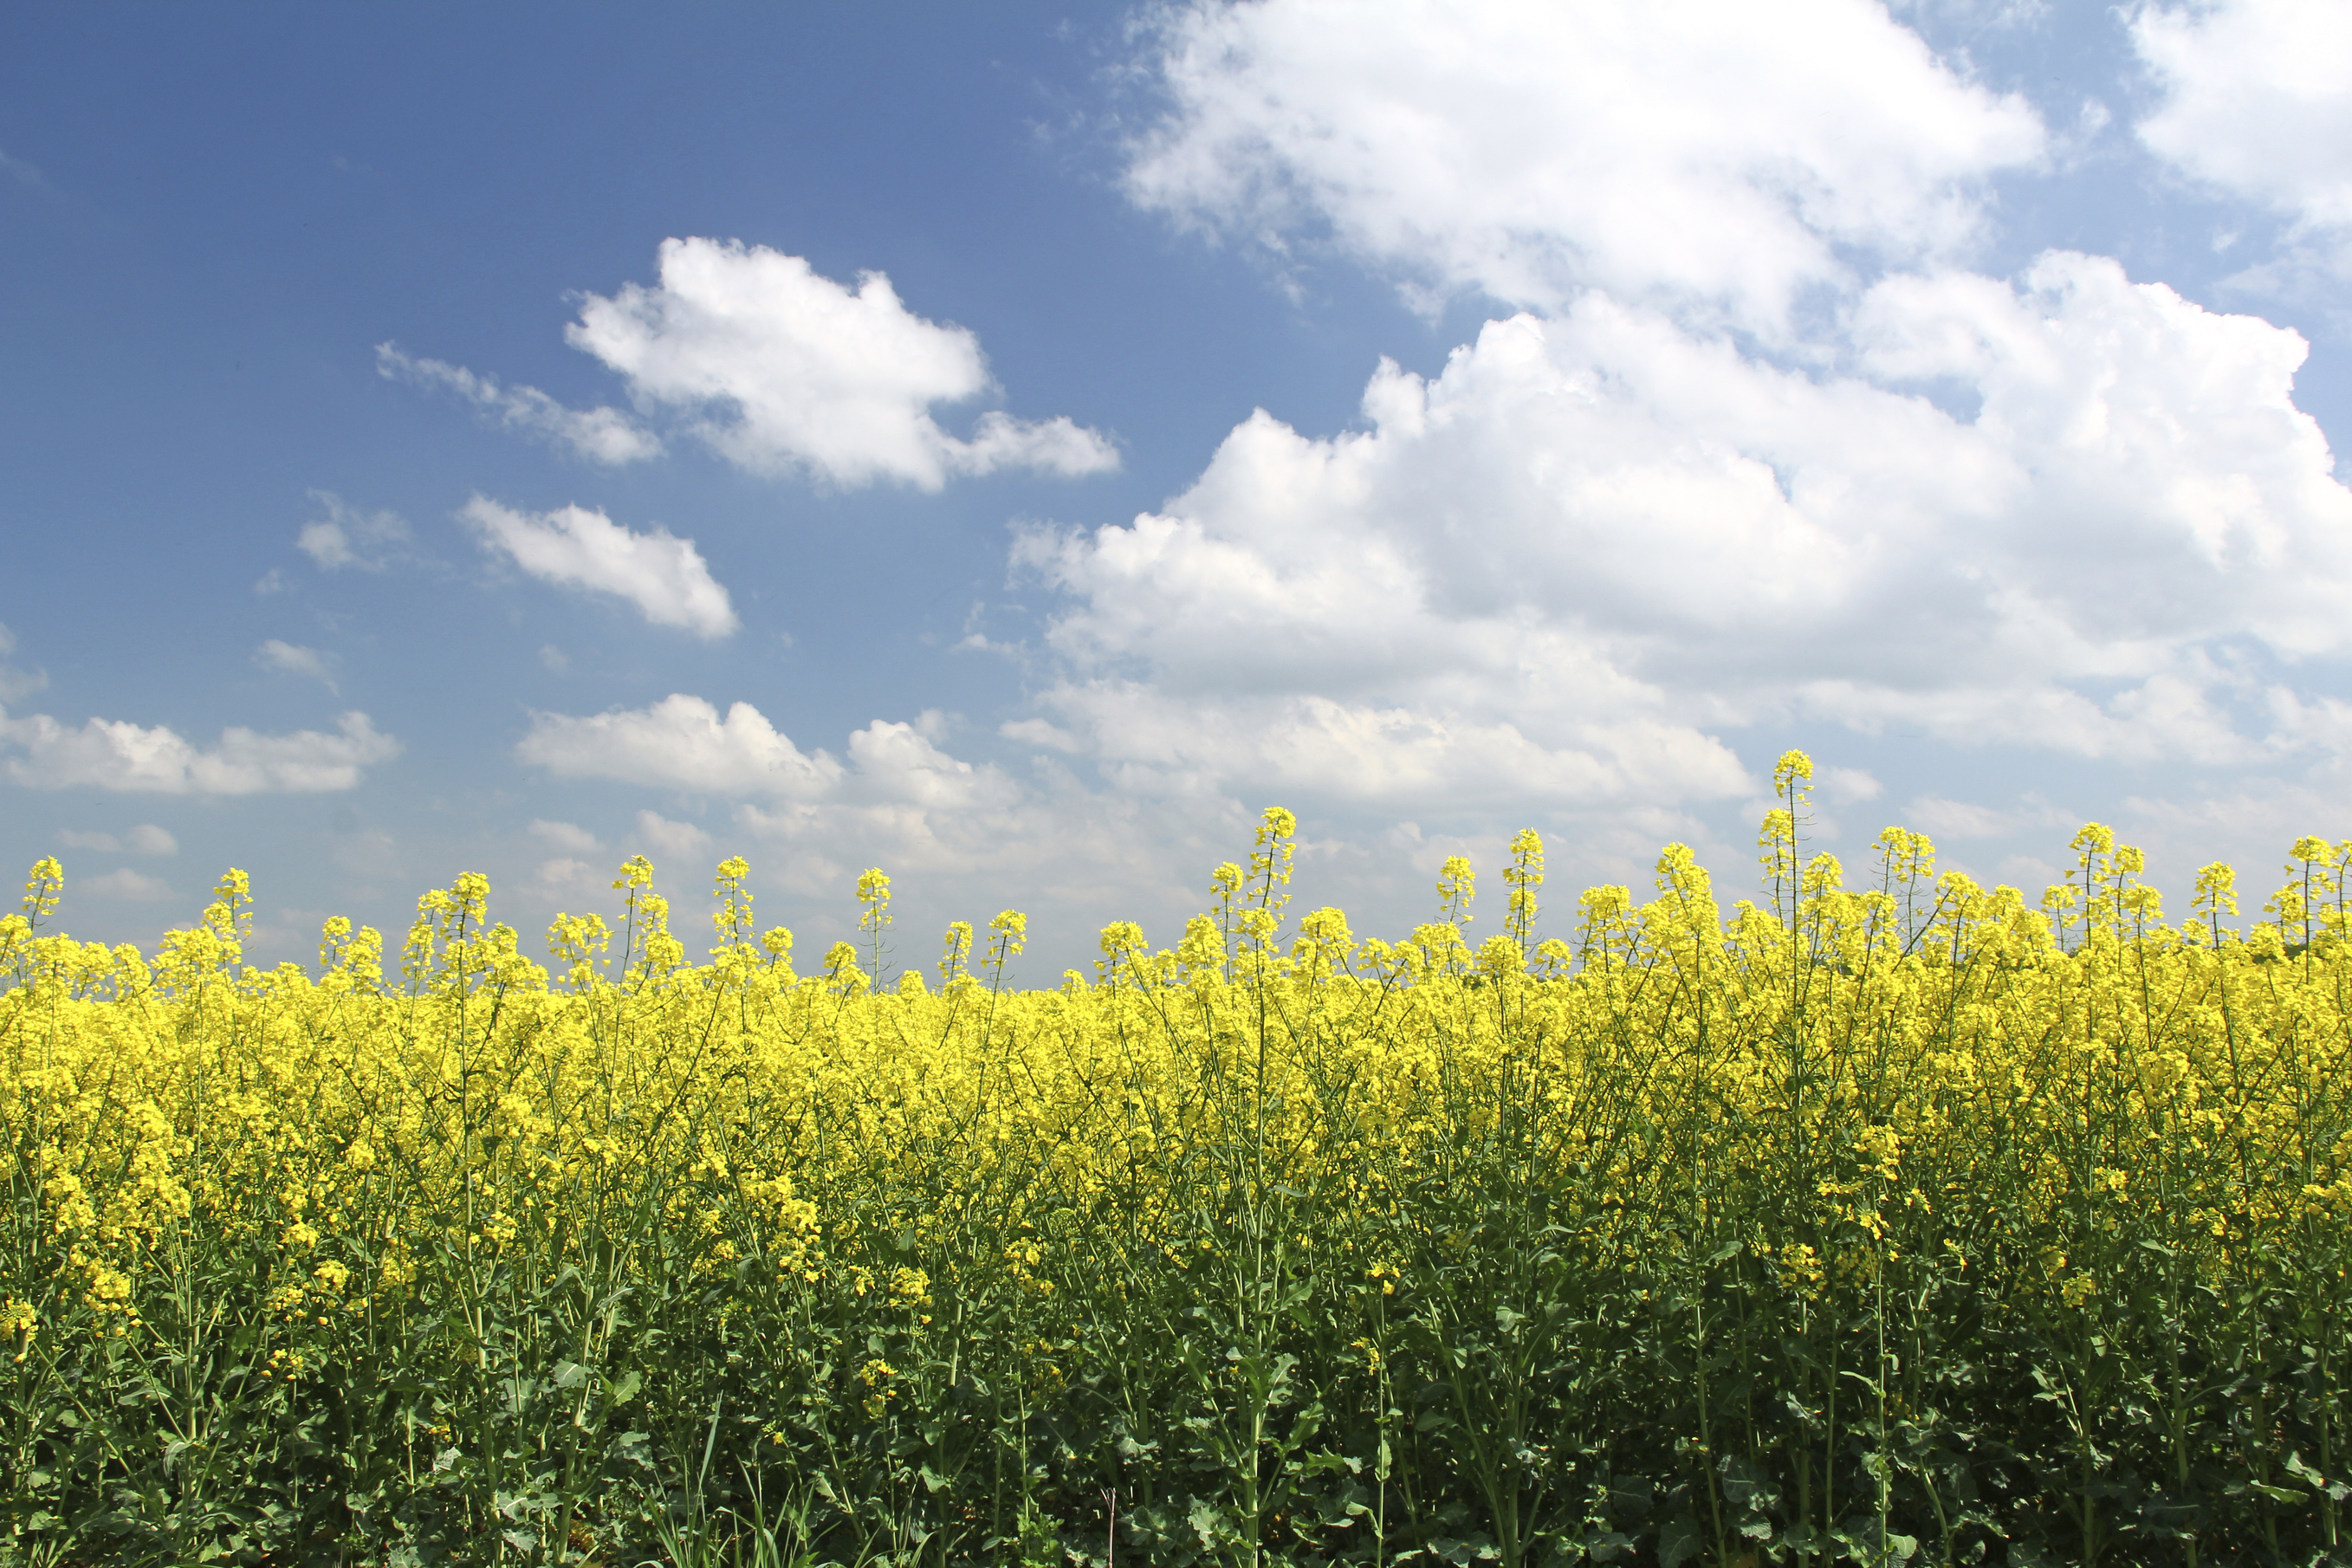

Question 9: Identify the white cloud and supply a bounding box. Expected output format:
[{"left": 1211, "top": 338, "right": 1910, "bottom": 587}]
[
  {"left": 2132, "top": 0, "right": 2352, "bottom": 301},
  {"left": 0, "top": 623, "right": 45, "bottom": 705},
  {"left": 529, "top": 819, "right": 602, "bottom": 853},
  {"left": 632, "top": 810, "right": 712, "bottom": 865},
  {"left": 1125, "top": 0, "right": 2044, "bottom": 333},
  {"left": 55, "top": 824, "right": 177, "bottom": 854},
  {"left": 515, "top": 696, "right": 1738, "bottom": 965},
  {"left": 377, "top": 343, "right": 662, "bottom": 464},
  {"left": 566, "top": 238, "right": 1119, "bottom": 489},
  {"left": 514, "top": 698, "right": 1069, "bottom": 918},
  {"left": 297, "top": 491, "right": 411, "bottom": 572},
  {"left": 515, "top": 694, "right": 844, "bottom": 797},
  {"left": 1024, "top": 679, "right": 1747, "bottom": 812},
  {"left": 0, "top": 149, "right": 43, "bottom": 187},
  {"left": 462, "top": 496, "right": 738, "bottom": 638},
  {"left": 516, "top": 699, "right": 1019, "bottom": 814},
  {"left": 1822, "top": 768, "right": 1884, "bottom": 805},
  {"left": 1, "top": 708, "right": 400, "bottom": 794},
  {"left": 78, "top": 868, "right": 172, "bottom": 903},
  {"left": 846, "top": 719, "right": 1021, "bottom": 811},
  {"left": 2110, "top": 772, "right": 2352, "bottom": 888},
  {"left": 1069, "top": 0, "right": 2352, "bottom": 904},
  {"left": 256, "top": 639, "right": 337, "bottom": 691},
  {"left": 1010, "top": 253, "right": 2352, "bottom": 807},
  {"left": 2134, "top": 0, "right": 2352, "bottom": 230}
]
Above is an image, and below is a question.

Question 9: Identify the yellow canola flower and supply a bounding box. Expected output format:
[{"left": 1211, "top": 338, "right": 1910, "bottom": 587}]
[{"left": 2, "top": 813, "right": 2349, "bottom": 1553}]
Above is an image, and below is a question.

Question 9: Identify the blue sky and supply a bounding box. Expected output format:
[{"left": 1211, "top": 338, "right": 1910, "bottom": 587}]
[{"left": 6, "top": 0, "right": 2352, "bottom": 977}]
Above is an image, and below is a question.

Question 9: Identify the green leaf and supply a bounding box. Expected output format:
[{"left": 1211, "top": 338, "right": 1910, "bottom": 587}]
[{"left": 1656, "top": 1515, "right": 1702, "bottom": 1568}]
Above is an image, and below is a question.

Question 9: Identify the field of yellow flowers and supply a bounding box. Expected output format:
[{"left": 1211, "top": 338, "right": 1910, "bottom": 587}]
[{"left": 3, "top": 753, "right": 2350, "bottom": 1567}]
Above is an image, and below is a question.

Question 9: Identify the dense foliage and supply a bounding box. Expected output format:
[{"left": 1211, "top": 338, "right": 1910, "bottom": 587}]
[{"left": 4, "top": 754, "right": 2351, "bottom": 1567}]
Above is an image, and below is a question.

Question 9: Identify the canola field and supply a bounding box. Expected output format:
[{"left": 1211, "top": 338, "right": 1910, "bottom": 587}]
[{"left": 4, "top": 753, "right": 2351, "bottom": 1567}]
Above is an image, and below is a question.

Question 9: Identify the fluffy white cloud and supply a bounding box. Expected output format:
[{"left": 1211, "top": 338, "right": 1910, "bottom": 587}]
[
  {"left": 256, "top": 639, "right": 336, "bottom": 690},
  {"left": 56, "top": 824, "right": 177, "bottom": 854},
  {"left": 377, "top": 344, "right": 662, "bottom": 464},
  {"left": 567, "top": 238, "right": 1118, "bottom": 489},
  {"left": 1, "top": 708, "right": 399, "bottom": 794},
  {"left": 463, "top": 497, "right": 738, "bottom": 638},
  {"left": 1821, "top": 768, "right": 1883, "bottom": 805},
  {"left": 1020, "top": 679, "right": 1748, "bottom": 812},
  {"left": 511, "top": 697, "right": 1729, "bottom": 966},
  {"left": 79, "top": 867, "right": 173, "bottom": 903},
  {"left": 514, "top": 695, "right": 1033, "bottom": 815},
  {"left": 1013, "top": 252, "right": 2352, "bottom": 807},
  {"left": 511, "top": 697, "right": 1088, "bottom": 930},
  {"left": 297, "top": 491, "right": 411, "bottom": 572},
  {"left": 515, "top": 694, "right": 845, "bottom": 797},
  {"left": 1125, "top": 0, "right": 2044, "bottom": 331},
  {"left": 2132, "top": 0, "right": 2352, "bottom": 300},
  {"left": 2134, "top": 0, "right": 2352, "bottom": 229},
  {"left": 530, "top": 856, "right": 608, "bottom": 902},
  {"left": 845, "top": 719, "right": 1022, "bottom": 812},
  {"left": 632, "top": 810, "right": 712, "bottom": 865}
]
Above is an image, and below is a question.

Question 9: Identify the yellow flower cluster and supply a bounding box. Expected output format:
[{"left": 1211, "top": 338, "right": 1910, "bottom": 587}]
[{"left": 3, "top": 757, "right": 2350, "bottom": 1565}]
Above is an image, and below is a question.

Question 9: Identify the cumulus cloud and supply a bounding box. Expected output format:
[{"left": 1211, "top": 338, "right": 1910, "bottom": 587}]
[
  {"left": 516, "top": 694, "right": 845, "bottom": 797},
  {"left": 463, "top": 496, "right": 738, "bottom": 638},
  {"left": 2133, "top": 0, "right": 2352, "bottom": 299},
  {"left": 530, "top": 856, "right": 609, "bottom": 903},
  {"left": 566, "top": 238, "right": 1119, "bottom": 489},
  {"left": 513, "top": 694, "right": 1732, "bottom": 965},
  {"left": 515, "top": 698, "right": 1020, "bottom": 814},
  {"left": 1023, "top": 680, "right": 1747, "bottom": 813},
  {"left": 256, "top": 639, "right": 337, "bottom": 691},
  {"left": 56, "top": 824, "right": 177, "bottom": 854},
  {"left": 2134, "top": 0, "right": 2352, "bottom": 229},
  {"left": 1125, "top": 0, "right": 2044, "bottom": 332},
  {"left": 78, "top": 867, "right": 173, "bottom": 903},
  {"left": 297, "top": 491, "right": 412, "bottom": 572},
  {"left": 1821, "top": 768, "right": 1884, "bottom": 805},
  {"left": 1011, "top": 254, "right": 2352, "bottom": 807},
  {"left": 377, "top": 343, "right": 662, "bottom": 464},
  {"left": 632, "top": 810, "right": 712, "bottom": 865},
  {"left": 846, "top": 719, "right": 1022, "bottom": 812},
  {"left": 513, "top": 716, "right": 1085, "bottom": 966},
  {"left": 1, "top": 708, "right": 399, "bottom": 794}
]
